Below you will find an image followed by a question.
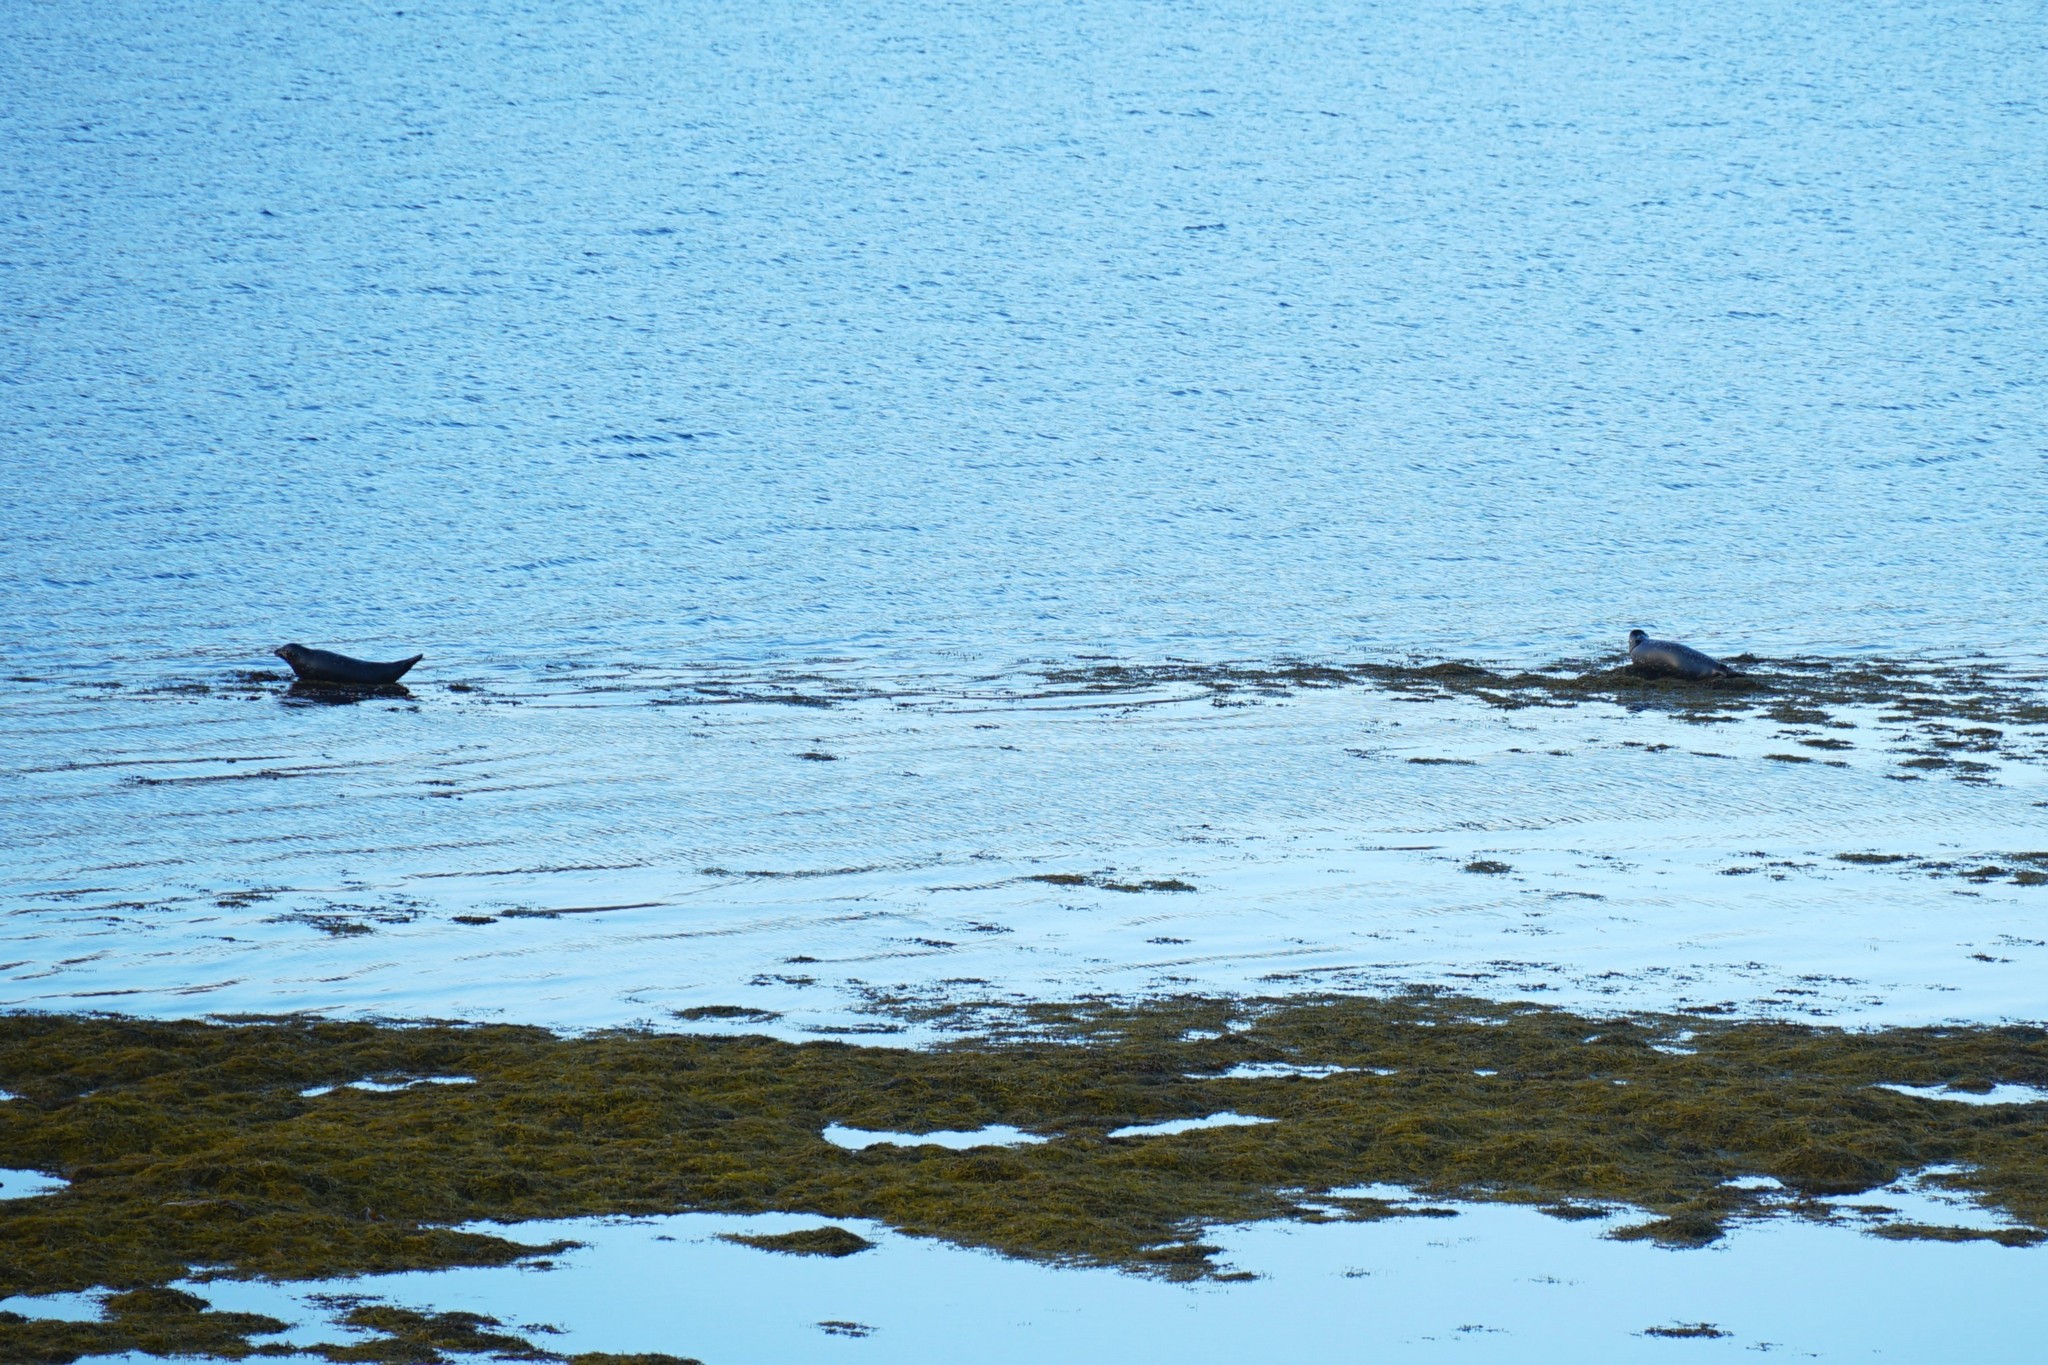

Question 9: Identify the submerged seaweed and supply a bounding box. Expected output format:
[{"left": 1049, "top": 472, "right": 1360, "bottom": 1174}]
[
  {"left": 1040, "top": 657, "right": 2048, "bottom": 770},
  {"left": 2, "top": 995, "right": 2046, "bottom": 1360}
]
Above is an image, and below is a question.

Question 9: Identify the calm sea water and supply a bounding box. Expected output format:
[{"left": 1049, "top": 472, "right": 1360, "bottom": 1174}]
[{"left": 4, "top": 0, "right": 2043, "bottom": 678}]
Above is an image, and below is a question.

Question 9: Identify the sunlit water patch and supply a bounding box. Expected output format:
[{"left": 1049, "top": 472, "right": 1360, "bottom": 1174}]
[
  {"left": 1209, "top": 1062, "right": 1359, "bottom": 1080},
  {"left": 299, "top": 1076, "right": 476, "bottom": 1099},
  {"left": 1107, "top": 1113, "right": 1275, "bottom": 1139},
  {"left": 822, "top": 1124, "right": 1047, "bottom": 1152}
]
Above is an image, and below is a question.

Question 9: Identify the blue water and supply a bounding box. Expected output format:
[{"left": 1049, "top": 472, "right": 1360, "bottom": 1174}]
[{"left": 5, "top": 0, "right": 2044, "bottom": 676}]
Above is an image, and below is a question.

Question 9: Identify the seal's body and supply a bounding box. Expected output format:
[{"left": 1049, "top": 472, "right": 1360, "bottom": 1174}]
[
  {"left": 1626, "top": 629, "right": 1738, "bottom": 681},
  {"left": 274, "top": 643, "right": 423, "bottom": 686}
]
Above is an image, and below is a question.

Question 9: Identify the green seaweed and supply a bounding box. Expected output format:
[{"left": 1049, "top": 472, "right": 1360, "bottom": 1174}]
[
  {"left": 0, "top": 1286, "right": 290, "bottom": 1364},
  {"left": 312, "top": 1303, "right": 553, "bottom": 1362},
  {"left": 0, "top": 1281, "right": 699, "bottom": 1363},
  {"left": 718, "top": 1225, "right": 874, "bottom": 1257},
  {"left": 290, "top": 1302, "right": 699, "bottom": 1364},
  {"left": 3, "top": 995, "right": 2048, "bottom": 1360}
]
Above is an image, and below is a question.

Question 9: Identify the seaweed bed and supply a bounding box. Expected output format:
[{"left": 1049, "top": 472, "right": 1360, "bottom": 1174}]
[
  {"left": 4, "top": 994, "right": 2048, "bottom": 1360},
  {"left": 1040, "top": 656, "right": 2048, "bottom": 772},
  {"left": 1039, "top": 655, "right": 2048, "bottom": 725}
]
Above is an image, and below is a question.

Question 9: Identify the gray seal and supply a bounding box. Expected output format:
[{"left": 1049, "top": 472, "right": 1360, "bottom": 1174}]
[
  {"left": 274, "top": 643, "right": 423, "bottom": 686},
  {"left": 1626, "top": 629, "right": 1739, "bottom": 681}
]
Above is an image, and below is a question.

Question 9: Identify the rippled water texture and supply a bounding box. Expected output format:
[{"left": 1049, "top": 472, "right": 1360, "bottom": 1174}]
[{"left": 4, "top": 0, "right": 2044, "bottom": 672}]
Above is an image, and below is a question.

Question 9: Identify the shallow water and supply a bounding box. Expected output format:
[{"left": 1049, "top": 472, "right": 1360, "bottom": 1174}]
[
  {"left": 822, "top": 1123, "right": 1047, "bottom": 1151},
  {"left": 297, "top": 1076, "right": 476, "bottom": 1098},
  {"left": 0, "top": 1168, "right": 67, "bottom": 1201},
  {"left": 5, "top": 669, "right": 2045, "bottom": 1031},
  {"left": 6, "top": 0, "right": 2048, "bottom": 1356},
  {"left": 1107, "top": 1112, "right": 1274, "bottom": 1138},
  {"left": 8, "top": 1176, "right": 2045, "bottom": 1362}
]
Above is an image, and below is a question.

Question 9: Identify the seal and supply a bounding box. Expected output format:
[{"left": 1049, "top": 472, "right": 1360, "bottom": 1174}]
[
  {"left": 273, "top": 643, "right": 423, "bottom": 686},
  {"left": 1626, "top": 629, "right": 1739, "bottom": 681}
]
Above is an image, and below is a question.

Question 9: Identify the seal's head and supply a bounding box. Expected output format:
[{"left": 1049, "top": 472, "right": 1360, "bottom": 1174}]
[
  {"left": 1627, "top": 629, "right": 1648, "bottom": 648},
  {"left": 274, "top": 644, "right": 305, "bottom": 663}
]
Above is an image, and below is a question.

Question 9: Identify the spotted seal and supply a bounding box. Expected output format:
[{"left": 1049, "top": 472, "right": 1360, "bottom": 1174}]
[
  {"left": 273, "top": 643, "right": 423, "bottom": 686},
  {"left": 1626, "top": 629, "right": 1739, "bottom": 681}
]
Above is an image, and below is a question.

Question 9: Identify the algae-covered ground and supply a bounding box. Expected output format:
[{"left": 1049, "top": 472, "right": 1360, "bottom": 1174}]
[{"left": 4, "top": 994, "right": 2048, "bottom": 1360}]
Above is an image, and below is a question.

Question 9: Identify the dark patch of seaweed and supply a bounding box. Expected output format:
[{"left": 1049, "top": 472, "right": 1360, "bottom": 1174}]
[
  {"left": 1038, "top": 657, "right": 2048, "bottom": 767},
  {"left": 0, "top": 1289, "right": 697, "bottom": 1364},
  {"left": 1642, "top": 1322, "right": 1731, "bottom": 1339},
  {"left": 1025, "top": 873, "right": 1197, "bottom": 893},
  {"left": 719, "top": 1225, "right": 874, "bottom": 1257}
]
